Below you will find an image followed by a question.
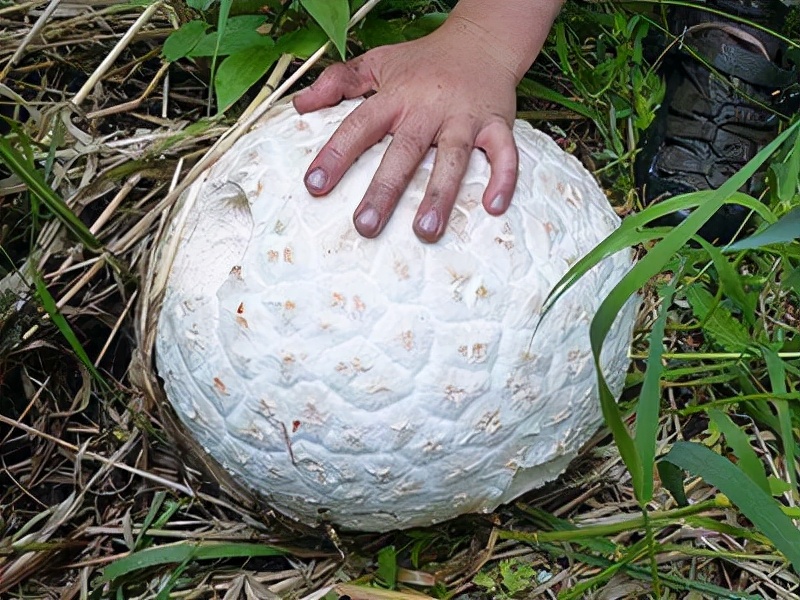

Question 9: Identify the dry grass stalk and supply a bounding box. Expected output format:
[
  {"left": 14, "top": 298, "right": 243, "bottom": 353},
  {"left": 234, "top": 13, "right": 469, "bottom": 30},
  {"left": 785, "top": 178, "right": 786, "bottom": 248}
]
[{"left": 2, "top": 0, "right": 800, "bottom": 598}]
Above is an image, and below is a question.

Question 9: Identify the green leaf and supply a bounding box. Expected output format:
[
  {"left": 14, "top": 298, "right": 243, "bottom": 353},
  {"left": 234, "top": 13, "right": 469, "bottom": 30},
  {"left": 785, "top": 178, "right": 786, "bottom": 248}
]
[
  {"left": 276, "top": 23, "right": 329, "bottom": 59},
  {"left": 400, "top": 12, "right": 447, "bottom": 40},
  {"left": 187, "top": 0, "right": 215, "bottom": 9},
  {"left": 99, "top": 541, "right": 285, "bottom": 583},
  {"left": 696, "top": 238, "right": 755, "bottom": 325},
  {"left": 214, "top": 46, "right": 279, "bottom": 113},
  {"left": 300, "top": 0, "right": 350, "bottom": 60},
  {"left": 0, "top": 136, "right": 101, "bottom": 251},
  {"left": 375, "top": 545, "right": 398, "bottom": 589},
  {"left": 517, "top": 77, "right": 599, "bottom": 121},
  {"left": 563, "top": 122, "right": 800, "bottom": 503},
  {"left": 34, "top": 274, "right": 104, "bottom": 383},
  {"left": 708, "top": 409, "right": 771, "bottom": 495},
  {"left": 163, "top": 20, "right": 209, "bottom": 62},
  {"left": 662, "top": 441, "right": 800, "bottom": 574},
  {"left": 685, "top": 286, "right": 752, "bottom": 353},
  {"left": 726, "top": 207, "right": 800, "bottom": 251},
  {"left": 762, "top": 347, "right": 797, "bottom": 492},
  {"left": 355, "top": 16, "right": 406, "bottom": 49},
  {"left": 635, "top": 278, "right": 676, "bottom": 503},
  {"left": 657, "top": 459, "right": 688, "bottom": 506},
  {"left": 188, "top": 16, "right": 272, "bottom": 57}
]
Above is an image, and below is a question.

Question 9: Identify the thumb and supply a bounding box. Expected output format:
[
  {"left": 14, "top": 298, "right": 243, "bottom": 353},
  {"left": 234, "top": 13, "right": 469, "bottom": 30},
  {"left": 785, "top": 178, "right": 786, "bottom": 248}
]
[{"left": 293, "top": 55, "right": 377, "bottom": 114}]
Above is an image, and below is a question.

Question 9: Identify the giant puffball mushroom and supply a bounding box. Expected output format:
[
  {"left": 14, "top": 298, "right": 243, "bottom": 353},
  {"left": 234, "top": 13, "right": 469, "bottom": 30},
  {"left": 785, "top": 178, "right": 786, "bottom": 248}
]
[{"left": 155, "top": 98, "right": 637, "bottom": 532}]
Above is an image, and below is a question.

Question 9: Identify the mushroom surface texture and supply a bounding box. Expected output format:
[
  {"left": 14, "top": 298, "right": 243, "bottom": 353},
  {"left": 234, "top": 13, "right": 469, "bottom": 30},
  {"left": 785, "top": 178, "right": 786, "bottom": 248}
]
[{"left": 156, "top": 98, "right": 637, "bottom": 532}]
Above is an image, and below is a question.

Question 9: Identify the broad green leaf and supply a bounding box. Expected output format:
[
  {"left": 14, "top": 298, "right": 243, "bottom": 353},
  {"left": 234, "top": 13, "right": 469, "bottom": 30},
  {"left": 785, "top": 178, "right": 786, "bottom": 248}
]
[
  {"left": 0, "top": 136, "right": 101, "bottom": 251},
  {"left": 635, "top": 279, "right": 676, "bottom": 502},
  {"left": 726, "top": 206, "right": 800, "bottom": 251},
  {"left": 214, "top": 46, "right": 279, "bottom": 113},
  {"left": 163, "top": 20, "right": 209, "bottom": 62},
  {"left": 99, "top": 541, "right": 285, "bottom": 583},
  {"left": 189, "top": 16, "right": 272, "bottom": 57},
  {"left": 300, "top": 0, "right": 350, "bottom": 60},
  {"left": 355, "top": 16, "right": 406, "bottom": 49},
  {"left": 187, "top": 0, "right": 215, "bottom": 9},
  {"left": 685, "top": 286, "right": 752, "bottom": 353},
  {"left": 662, "top": 441, "right": 800, "bottom": 574},
  {"left": 375, "top": 545, "right": 398, "bottom": 589},
  {"left": 708, "top": 409, "right": 771, "bottom": 495},
  {"left": 401, "top": 12, "right": 447, "bottom": 40},
  {"left": 276, "top": 24, "right": 329, "bottom": 59}
]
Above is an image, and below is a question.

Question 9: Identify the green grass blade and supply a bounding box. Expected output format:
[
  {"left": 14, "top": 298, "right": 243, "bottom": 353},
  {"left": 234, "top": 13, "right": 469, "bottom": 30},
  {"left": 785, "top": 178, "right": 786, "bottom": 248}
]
[
  {"left": 634, "top": 278, "right": 677, "bottom": 503},
  {"left": 34, "top": 273, "right": 104, "bottom": 383},
  {"left": 0, "top": 136, "right": 101, "bottom": 251},
  {"left": 697, "top": 238, "right": 755, "bottom": 325},
  {"left": 99, "top": 541, "right": 286, "bottom": 583},
  {"left": 726, "top": 207, "right": 800, "bottom": 251},
  {"left": 516, "top": 77, "right": 599, "bottom": 121},
  {"left": 708, "top": 409, "right": 771, "bottom": 496},
  {"left": 662, "top": 441, "right": 800, "bottom": 574},
  {"left": 762, "top": 347, "right": 797, "bottom": 492},
  {"left": 580, "top": 122, "right": 799, "bottom": 500}
]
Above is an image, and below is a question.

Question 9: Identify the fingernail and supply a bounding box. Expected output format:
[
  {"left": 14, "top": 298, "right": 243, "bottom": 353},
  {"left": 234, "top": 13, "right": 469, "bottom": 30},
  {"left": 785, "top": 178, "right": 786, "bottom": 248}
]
[
  {"left": 489, "top": 194, "right": 506, "bottom": 213},
  {"left": 306, "top": 168, "right": 328, "bottom": 191},
  {"left": 355, "top": 206, "right": 381, "bottom": 237},
  {"left": 416, "top": 210, "right": 440, "bottom": 238}
]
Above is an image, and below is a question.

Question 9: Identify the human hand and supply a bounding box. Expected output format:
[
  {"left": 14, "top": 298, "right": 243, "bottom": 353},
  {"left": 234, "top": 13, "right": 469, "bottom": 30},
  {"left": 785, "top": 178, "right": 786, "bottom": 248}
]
[{"left": 293, "top": 17, "right": 521, "bottom": 243}]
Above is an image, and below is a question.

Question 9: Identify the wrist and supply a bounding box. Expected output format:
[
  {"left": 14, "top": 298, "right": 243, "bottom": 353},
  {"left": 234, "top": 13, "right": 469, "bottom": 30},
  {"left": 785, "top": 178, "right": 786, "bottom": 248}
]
[{"left": 445, "top": 0, "right": 563, "bottom": 82}]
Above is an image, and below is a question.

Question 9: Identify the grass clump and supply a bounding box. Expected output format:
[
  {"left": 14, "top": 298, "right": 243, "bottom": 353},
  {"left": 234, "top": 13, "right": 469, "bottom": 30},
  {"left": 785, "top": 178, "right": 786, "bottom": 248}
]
[{"left": 1, "top": 0, "right": 800, "bottom": 598}]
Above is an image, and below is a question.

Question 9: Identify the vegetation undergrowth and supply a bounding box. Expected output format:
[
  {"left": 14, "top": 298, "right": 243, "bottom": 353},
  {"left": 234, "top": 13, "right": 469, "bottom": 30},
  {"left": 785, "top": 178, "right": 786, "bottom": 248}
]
[{"left": 1, "top": 0, "right": 799, "bottom": 598}]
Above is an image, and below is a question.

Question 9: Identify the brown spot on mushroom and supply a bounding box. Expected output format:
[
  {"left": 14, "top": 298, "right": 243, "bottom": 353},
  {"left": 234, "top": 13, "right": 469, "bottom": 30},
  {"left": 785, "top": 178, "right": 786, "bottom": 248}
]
[
  {"left": 283, "top": 353, "right": 295, "bottom": 364},
  {"left": 267, "top": 250, "right": 279, "bottom": 262},
  {"left": 236, "top": 302, "right": 245, "bottom": 314},
  {"left": 292, "top": 420, "right": 301, "bottom": 432},
  {"left": 235, "top": 316, "right": 249, "bottom": 328},
  {"left": 283, "top": 246, "right": 294, "bottom": 263},
  {"left": 352, "top": 295, "right": 365, "bottom": 312},
  {"left": 229, "top": 266, "right": 242, "bottom": 279},
  {"left": 274, "top": 220, "right": 285, "bottom": 234},
  {"left": 213, "top": 377, "right": 228, "bottom": 395},
  {"left": 394, "top": 261, "right": 409, "bottom": 280},
  {"left": 331, "top": 292, "right": 345, "bottom": 308},
  {"left": 475, "top": 285, "right": 489, "bottom": 299},
  {"left": 284, "top": 300, "right": 296, "bottom": 311},
  {"left": 458, "top": 345, "right": 468, "bottom": 357},
  {"left": 256, "top": 181, "right": 264, "bottom": 195},
  {"left": 444, "top": 385, "right": 467, "bottom": 405},
  {"left": 475, "top": 410, "right": 501, "bottom": 434},
  {"left": 295, "top": 119, "right": 309, "bottom": 131},
  {"left": 557, "top": 181, "right": 566, "bottom": 194},
  {"left": 472, "top": 343, "right": 487, "bottom": 360},
  {"left": 544, "top": 222, "right": 555, "bottom": 234},
  {"left": 400, "top": 330, "right": 414, "bottom": 351}
]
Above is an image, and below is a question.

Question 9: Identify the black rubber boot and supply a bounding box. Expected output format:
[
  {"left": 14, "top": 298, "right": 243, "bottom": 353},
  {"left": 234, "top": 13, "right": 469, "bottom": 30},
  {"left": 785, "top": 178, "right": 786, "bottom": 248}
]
[{"left": 635, "top": 0, "right": 798, "bottom": 243}]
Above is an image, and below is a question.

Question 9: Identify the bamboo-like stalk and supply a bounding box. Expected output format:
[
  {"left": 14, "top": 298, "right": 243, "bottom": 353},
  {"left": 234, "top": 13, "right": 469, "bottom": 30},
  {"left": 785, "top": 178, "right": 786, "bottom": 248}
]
[
  {"left": 0, "top": 0, "right": 62, "bottom": 81},
  {"left": 71, "top": 0, "right": 164, "bottom": 107}
]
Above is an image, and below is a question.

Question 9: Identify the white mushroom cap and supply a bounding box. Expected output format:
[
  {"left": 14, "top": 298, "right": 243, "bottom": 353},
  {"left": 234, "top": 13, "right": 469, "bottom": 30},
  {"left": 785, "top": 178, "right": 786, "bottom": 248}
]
[{"left": 156, "top": 99, "right": 636, "bottom": 532}]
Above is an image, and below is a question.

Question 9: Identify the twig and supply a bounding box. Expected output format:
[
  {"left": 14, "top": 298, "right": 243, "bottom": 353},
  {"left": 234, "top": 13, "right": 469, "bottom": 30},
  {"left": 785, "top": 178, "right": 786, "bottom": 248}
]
[
  {"left": 0, "top": 0, "right": 62, "bottom": 81},
  {"left": 0, "top": 413, "right": 195, "bottom": 496},
  {"left": 71, "top": 0, "right": 164, "bottom": 107}
]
